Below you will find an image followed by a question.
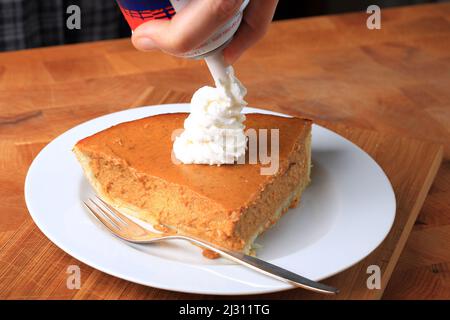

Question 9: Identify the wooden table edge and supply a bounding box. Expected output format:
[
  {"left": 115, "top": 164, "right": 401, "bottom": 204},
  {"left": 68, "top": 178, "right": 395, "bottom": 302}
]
[{"left": 378, "top": 145, "right": 444, "bottom": 298}]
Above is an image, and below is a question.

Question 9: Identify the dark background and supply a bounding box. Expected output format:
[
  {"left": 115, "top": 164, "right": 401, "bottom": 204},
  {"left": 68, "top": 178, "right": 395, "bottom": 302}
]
[
  {"left": 273, "top": 0, "right": 444, "bottom": 20},
  {"left": 0, "top": 0, "right": 448, "bottom": 52},
  {"left": 115, "top": 0, "right": 448, "bottom": 36}
]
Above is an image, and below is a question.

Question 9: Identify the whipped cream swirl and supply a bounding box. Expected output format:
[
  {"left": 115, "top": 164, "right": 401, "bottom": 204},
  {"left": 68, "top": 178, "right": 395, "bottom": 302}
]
[{"left": 173, "top": 67, "right": 247, "bottom": 165}]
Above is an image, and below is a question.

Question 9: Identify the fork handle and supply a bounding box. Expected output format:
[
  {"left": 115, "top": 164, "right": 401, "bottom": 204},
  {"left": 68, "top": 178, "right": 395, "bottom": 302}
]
[{"left": 170, "top": 235, "right": 339, "bottom": 295}]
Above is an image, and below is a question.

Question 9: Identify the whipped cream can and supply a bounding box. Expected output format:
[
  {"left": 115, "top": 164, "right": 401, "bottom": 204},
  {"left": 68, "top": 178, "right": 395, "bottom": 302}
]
[{"left": 116, "top": 0, "right": 249, "bottom": 58}]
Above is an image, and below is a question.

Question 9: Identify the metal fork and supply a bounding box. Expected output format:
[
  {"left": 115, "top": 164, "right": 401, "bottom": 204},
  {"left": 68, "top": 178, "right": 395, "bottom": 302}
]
[{"left": 84, "top": 196, "right": 339, "bottom": 295}]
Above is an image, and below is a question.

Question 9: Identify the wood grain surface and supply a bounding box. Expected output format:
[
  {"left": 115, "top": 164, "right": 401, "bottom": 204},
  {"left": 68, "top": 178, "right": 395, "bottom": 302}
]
[{"left": 0, "top": 3, "right": 449, "bottom": 299}]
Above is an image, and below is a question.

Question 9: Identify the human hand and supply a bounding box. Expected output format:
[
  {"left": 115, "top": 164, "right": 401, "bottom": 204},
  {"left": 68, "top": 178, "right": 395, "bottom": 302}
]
[{"left": 131, "top": 0, "right": 278, "bottom": 64}]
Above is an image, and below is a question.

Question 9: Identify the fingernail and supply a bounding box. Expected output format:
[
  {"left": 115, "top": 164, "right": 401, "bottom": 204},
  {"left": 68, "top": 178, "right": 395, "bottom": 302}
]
[{"left": 135, "top": 37, "right": 156, "bottom": 51}]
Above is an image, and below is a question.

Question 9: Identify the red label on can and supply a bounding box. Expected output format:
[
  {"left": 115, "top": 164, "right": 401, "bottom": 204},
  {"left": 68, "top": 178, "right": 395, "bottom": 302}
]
[{"left": 116, "top": 0, "right": 176, "bottom": 30}]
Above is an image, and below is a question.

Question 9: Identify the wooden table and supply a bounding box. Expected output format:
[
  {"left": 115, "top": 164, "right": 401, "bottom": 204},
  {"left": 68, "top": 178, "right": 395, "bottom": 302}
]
[{"left": 0, "top": 3, "right": 449, "bottom": 300}]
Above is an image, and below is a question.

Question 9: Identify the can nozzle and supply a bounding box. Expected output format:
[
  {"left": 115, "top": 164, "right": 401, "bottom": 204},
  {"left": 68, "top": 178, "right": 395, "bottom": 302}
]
[{"left": 204, "top": 51, "right": 230, "bottom": 86}]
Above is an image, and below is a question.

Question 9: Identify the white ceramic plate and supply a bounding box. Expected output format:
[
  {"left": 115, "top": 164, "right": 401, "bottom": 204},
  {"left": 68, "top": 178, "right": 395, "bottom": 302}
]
[{"left": 25, "top": 104, "right": 396, "bottom": 295}]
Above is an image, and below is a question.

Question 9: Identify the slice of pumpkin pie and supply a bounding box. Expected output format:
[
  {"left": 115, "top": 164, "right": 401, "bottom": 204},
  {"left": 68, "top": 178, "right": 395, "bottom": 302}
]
[{"left": 74, "top": 112, "right": 311, "bottom": 254}]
